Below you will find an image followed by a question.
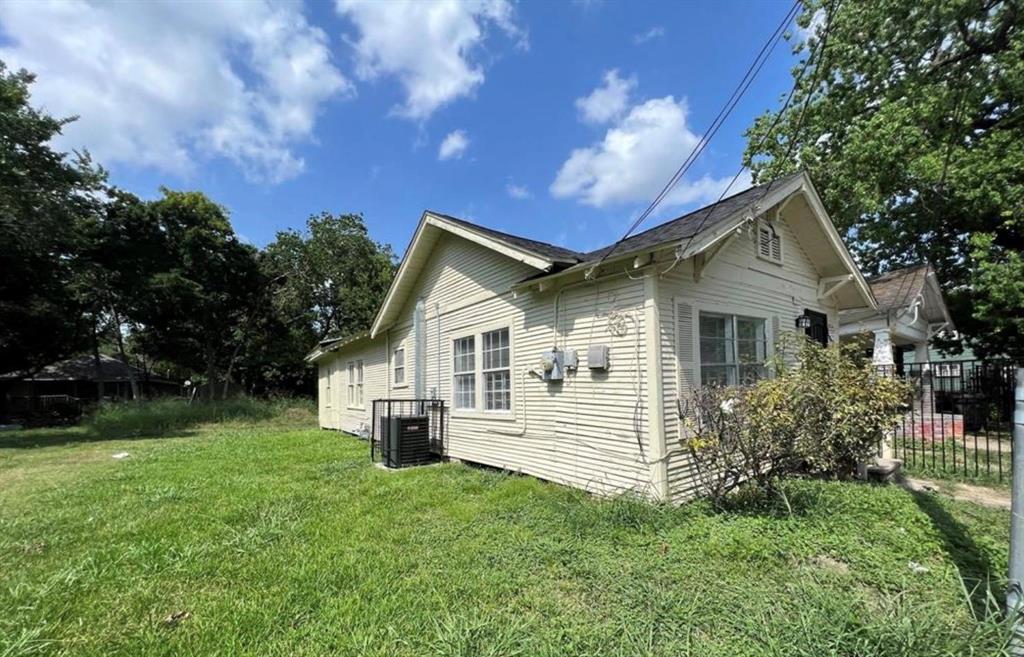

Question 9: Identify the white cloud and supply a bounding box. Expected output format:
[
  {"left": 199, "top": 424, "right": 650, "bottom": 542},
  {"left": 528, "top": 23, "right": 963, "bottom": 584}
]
[
  {"left": 633, "top": 26, "right": 665, "bottom": 45},
  {"left": 551, "top": 92, "right": 745, "bottom": 209},
  {"left": 337, "top": 0, "right": 525, "bottom": 121},
  {"left": 0, "top": 0, "right": 350, "bottom": 183},
  {"left": 575, "top": 69, "right": 636, "bottom": 125},
  {"left": 506, "top": 181, "right": 531, "bottom": 199},
  {"left": 438, "top": 129, "right": 469, "bottom": 160}
]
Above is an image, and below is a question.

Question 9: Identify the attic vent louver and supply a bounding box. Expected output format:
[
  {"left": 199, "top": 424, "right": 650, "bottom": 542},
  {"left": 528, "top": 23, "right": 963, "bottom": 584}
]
[{"left": 757, "top": 222, "right": 782, "bottom": 264}]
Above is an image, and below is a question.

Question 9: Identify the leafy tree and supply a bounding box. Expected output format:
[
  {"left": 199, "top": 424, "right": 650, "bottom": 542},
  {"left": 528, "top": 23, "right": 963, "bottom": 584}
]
[
  {"left": 0, "top": 62, "right": 106, "bottom": 375},
  {"left": 743, "top": 0, "right": 1023, "bottom": 360},
  {"left": 263, "top": 212, "right": 396, "bottom": 341},
  {"left": 128, "top": 190, "right": 264, "bottom": 399}
]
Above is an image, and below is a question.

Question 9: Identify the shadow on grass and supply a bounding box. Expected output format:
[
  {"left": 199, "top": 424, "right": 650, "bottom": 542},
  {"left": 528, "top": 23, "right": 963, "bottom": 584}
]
[
  {"left": 0, "top": 427, "right": 201, "bottom": 449},
  {"left": 910, "top": 489, "right": 1001, "bottom": 614}
]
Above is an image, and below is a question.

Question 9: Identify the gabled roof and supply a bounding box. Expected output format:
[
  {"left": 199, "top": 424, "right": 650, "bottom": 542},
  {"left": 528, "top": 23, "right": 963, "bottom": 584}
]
[
  {"left": 305, "top": 331, "right": 370, "bottom": 363},
  {"left": 432, "top": 213, "right": 585, "bottom": 264},
  {"left": 582, "top": 171, "right": 805, "bottom": 261},
  {"left": 336, "top": 171, "right": 875, "bottom": 346},
  {"left": 867, "top": 265, "right": 930, "bottom": 311},
  {"left": 369, "top": 211, "right": 579, "bottom": 336},
  {"left": 867, "top": 264, "right": 951, "bottom": 324}
]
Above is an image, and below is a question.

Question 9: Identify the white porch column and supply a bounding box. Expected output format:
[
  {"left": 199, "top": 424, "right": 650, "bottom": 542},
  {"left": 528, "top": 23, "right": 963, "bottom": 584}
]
[
  {"left": 872, "top": 329, "right": 895, "bottom": 367},
  {"left": 913, "top": 341, "right": 930, "bottom": 367}
]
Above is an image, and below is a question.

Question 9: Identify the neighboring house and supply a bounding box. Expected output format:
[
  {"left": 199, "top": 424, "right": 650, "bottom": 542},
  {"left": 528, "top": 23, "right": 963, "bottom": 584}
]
[
  {"left": 0, "top": 354, "right": 181, "bottom": 419},
  {"left": 307, "top": 172, "right": 877, "bottom": 502},
  {"left": 837, "top": 264, "right": 953, "bottom": 367}
]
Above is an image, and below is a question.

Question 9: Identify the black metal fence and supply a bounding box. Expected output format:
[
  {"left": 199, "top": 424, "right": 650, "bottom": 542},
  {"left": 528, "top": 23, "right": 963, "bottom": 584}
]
[
  {"left": 878, "top": 359, "right": 1017, "bottom": 482},
  {"left": 370, "top": 399, "right": 446, "bottom": 468}
]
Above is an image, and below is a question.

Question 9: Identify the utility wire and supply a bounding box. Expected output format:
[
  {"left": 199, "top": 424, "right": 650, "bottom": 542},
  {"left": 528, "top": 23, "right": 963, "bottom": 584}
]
[
  {"left": 590, "top": 0, "right": 801, "bottom": 272},
  {"left": 668, "top": 0, "right": 841, "bottom": 268}
]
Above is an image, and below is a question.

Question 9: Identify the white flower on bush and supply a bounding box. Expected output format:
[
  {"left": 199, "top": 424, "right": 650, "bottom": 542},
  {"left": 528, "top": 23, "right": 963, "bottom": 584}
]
[{"left": 720, "top": 397, "right": 737, "bottom": 414}]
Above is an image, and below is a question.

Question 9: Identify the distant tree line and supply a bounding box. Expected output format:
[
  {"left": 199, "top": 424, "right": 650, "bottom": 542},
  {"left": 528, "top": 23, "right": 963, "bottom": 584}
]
[{"left": 0, "top": 62, "right": 396, "bottom": 398}]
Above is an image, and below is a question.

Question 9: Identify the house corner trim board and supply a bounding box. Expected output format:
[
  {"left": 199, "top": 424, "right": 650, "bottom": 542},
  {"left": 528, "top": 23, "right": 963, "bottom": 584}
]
[{"left": 643, "top": 271, "right": 669, "bottom": 501}]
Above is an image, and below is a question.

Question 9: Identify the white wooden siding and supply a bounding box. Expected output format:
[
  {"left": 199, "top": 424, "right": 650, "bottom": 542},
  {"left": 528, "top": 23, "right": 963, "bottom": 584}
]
[{"left": 659, "top": 212, "right": 840, "bottom": 501}]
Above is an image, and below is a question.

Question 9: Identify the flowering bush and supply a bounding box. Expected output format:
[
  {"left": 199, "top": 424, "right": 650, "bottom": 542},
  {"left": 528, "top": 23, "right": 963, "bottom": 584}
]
[{"left": 678, "top": 334, "right": 911, "bottom": 505}]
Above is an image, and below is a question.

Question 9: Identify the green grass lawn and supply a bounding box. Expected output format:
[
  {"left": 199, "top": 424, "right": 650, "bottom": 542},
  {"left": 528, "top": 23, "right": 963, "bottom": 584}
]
[{"left": 0, "top": 405, "right": 1013, "bottom": 656}]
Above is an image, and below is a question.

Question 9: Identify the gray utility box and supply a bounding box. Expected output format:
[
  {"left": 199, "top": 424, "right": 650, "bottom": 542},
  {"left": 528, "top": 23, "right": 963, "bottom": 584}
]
[
  {"left": 587, "top": 344, "right": 610, "bottom": 370},
  {"left": 384, "top": 415, "right": 431, "bottom": 468}
]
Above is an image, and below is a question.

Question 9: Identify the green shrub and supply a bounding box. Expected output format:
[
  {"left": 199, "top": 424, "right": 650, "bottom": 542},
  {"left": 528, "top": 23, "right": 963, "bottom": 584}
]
[{"left": 679, "top": 334, "right": 911, "bottom": 505}]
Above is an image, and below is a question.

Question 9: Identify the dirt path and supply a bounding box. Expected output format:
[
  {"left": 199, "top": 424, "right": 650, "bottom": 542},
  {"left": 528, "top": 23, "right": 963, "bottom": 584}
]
[{"left": 902, "top": 476, "right": 1010, "bottom": 510}]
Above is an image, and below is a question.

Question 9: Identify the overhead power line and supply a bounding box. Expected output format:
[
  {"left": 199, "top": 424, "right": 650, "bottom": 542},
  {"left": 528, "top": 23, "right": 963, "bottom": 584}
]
[
  {"left": 668, "top": 0, "right": 842, "bottom": 270},
  {"left": 591, "top": 0, "right": 801, "bottom": 272}
]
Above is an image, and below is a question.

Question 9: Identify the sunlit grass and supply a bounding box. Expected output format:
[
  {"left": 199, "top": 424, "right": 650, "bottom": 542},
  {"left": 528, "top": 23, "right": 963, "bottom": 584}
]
[{"left": 0, "top": 409, "right": 1013, "bottom": 656}]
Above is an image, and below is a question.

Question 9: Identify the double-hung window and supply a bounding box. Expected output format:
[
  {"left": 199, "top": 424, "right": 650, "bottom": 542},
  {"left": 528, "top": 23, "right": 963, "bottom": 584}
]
[
  {"left": 482, "top": 328, "right": 511, "bottom": 411},
  {"left": 453, "top": 337, "right": 476, "bottom": 410},
  {"left": 699, "top": 313, "right": 767, "bottom": 386},
  {"left": 347, "top": 360, "right": 364, "bottom": 408},
  {"left": 452, "top": 327, "right": 512, "bottom": 413},
  {"left": 393, "top": 348, "right": 405, "bottom": 386}
]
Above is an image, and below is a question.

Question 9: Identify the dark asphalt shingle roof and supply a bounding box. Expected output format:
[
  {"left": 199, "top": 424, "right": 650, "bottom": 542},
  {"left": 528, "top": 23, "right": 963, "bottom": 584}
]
[
  {"left": 582, "top": 172, "right": 804, "bottom": 260},
  {"left": 867, "top": 264, "right": 932, "bottom": 312},
  {"left": 0, "top": 354, "right": 173, "bottom": 382},
  {"left": 432, "top": 172, "right": 804, "bottom": 270},
  {"left": 432, "top": 213, "right": 586, "bottom": 264}
]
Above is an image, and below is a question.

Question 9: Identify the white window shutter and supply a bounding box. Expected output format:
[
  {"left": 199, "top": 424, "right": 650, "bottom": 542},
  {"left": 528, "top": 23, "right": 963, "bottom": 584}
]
[{"left": 675, "top": 300, "right": 696, "bottom": 398}]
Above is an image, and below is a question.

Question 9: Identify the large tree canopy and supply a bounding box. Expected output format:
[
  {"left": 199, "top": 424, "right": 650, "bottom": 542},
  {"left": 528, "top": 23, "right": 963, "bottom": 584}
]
[
  {"left": 0, "top": 63, "right": 106, "bottom": 375},
  {"left": 263, "top": 212, "right": 396, "bottom": 342},
  {"left": 744, "top": 0, "right": 1023, "bottom": 360}
]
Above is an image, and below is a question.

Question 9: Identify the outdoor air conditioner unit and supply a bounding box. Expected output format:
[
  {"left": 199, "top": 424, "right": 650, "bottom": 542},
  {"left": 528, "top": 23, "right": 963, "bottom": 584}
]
[{"left": 384, "top": 415, "right": 431, "bottom": 468}]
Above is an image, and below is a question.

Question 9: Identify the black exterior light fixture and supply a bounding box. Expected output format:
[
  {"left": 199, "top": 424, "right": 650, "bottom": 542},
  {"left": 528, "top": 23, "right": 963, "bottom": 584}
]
[{"left": 795, "top": 314, "right": 813, "bottom": 329}]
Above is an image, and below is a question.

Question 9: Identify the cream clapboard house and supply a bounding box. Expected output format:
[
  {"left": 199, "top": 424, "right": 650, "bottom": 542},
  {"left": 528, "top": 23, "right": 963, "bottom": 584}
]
[{"left": 307, "top": 172, "right": 877, "bottom": 503}]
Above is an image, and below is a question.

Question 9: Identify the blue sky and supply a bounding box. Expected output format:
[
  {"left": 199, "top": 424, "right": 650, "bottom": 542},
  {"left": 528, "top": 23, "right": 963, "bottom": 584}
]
[{"left": 0, "top": 0, "right": 803, "bottom": 256}]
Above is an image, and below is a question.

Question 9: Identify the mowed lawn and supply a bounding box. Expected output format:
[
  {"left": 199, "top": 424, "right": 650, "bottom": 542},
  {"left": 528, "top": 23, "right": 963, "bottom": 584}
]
[{"left": 0, "top": 409, "right": 1013, "bottom": 657}]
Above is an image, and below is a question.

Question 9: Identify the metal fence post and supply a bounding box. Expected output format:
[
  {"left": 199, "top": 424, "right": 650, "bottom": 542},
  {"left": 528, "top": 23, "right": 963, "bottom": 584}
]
[{"left": 1008, "top": 368, "right": 1024, "bottom": 648}]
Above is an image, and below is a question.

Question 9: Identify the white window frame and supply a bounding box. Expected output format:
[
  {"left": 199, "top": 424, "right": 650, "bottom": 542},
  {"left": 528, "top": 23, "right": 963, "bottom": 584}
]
[
  {"left": 324, "top": 362, "right": 333, "bottom": 409},
  {"left": 756, "top": 220, "right": 783, "bottom": 265},
  {"left": 690, "top": 302, "right": 773, "bottom": 388},
  {"left": 347, "top": 361, "right": 354, "bottom": 407},
  {"left": 481, "top": 327, "right": 511, "bottom": 412},
  {"left": 347, "top": 359, "right": 364, "bottom": 409},
  {"left": 450, "top": 323, "right": 515, "bottom": 419},
  {"left": 452, "top": 335, "right": 476, "bottom": 411},
  {"left": 392, "top": 347, "right": 406, "bottom": 388}
]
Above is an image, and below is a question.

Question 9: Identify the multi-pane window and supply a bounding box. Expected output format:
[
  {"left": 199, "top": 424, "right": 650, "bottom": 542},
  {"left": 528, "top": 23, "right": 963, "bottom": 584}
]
[
  {"left": 347, "top": 360, "right": 364, "bottom": 408},
  {"left": 699, "top": 313, "right": 767, "bottom": 386},
  {"left": 325, "top": 362, "right": 334, "bottom": 408},
  {"left": 347, "top": 361, "right": 355, "bottom": 406},
  {"left": 482, "top": 328, "right": 511, "bottom": 411},
  {"left": 393, "top": 348, "right": 405, "bottom": 386},
  {"left": 453, "top": 336, "right": 476, "bottom": 409}
]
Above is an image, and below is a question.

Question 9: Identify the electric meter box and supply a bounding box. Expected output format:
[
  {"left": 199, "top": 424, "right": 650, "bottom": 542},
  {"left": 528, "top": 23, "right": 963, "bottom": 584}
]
[
  {"left": 587, "top": 344, "right": 609, "bottom": 370},
  {"left": 540, "top": 348, "right": 565, "bottom": 382}
]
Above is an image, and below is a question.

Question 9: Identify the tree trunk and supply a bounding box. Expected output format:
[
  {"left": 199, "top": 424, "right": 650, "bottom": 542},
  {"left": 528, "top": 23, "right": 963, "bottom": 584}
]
[
  {"left": 205, "top": 341, "right": 218, "bottom": 401},
  {"left": 109, "top": 302, "right": 139, "bottom": 401},
  {"left": 92, "top": 319, "right": 104, "bottom": 402}
]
